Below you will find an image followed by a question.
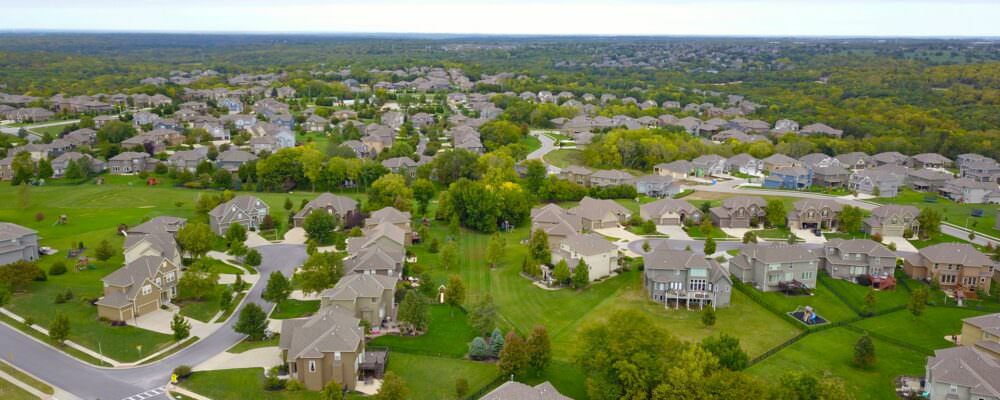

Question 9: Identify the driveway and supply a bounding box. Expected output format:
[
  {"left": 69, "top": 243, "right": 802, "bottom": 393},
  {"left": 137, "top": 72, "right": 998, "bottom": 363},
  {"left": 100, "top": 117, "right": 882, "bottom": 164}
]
[
  {"left": 791, "top": 228, "right": 828, "bottom": 244},
  {"left": 883, "top": 236, "right": 919, "bottom": 253},
  {"left": 593, "top": 227, "right": 643, "bottom": 257},
  {"left": 282, "top": 227, "right": 307, "bottom": 244},
  {"left": 656, "top": 225, "right": 691, "bottom": 240},
  {"left": 0, "top": 244, "right": 307, "bottom": 400}
]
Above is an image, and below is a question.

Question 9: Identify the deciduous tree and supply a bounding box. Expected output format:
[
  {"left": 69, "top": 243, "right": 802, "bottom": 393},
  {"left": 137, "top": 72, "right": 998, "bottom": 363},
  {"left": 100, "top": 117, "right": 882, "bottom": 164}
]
[{"left": 234, "top": 303, "right": 268, "bottom": 341}]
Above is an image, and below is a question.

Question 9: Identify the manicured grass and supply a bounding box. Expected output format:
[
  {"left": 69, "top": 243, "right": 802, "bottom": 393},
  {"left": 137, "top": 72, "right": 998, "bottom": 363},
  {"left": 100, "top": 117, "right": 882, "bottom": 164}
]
[
  {"left": 195, "top": 258, "right": 245, "bottom": 275},
  {"left": 216, "top": 292, "right": 246, "bottom": 322},
  {"left": 269, "top": 299, "right": 320, "bottom": 320},
  {"left": 521, "top": 134, "right": 541, "bottom": 154},
  {"left": 754, "top": 228, "right": 794, "bottom": 240},
  {"left": 384, "top": 352, "right": 498, "bottom": 400},
  {"left": 542, "top": 148, "right": 584, "bottom": 168},
  {"left": 139, "top": 336, "right": 199, "bottom": 365},
  {"left": 852, "top": 307, "right": 989, "bottom": 353},
  {"left": 178, "top": 285, "right": 228, "bottom": 323},
  {"left": 180, "top": 368, "right": 321, "bottom": 400},
  {"left": 909, "top": 232, "right": 987, "bottom": 251},
  {"left": 820, "top": 275, "right": 911, "bottom": 314},
  {"left": 369, "top": 305, "right": 478, "bottom": 358},
  {"left": 754, "top": 284, "right": 860, "bottom": 323},
  {"left": 824, "top": 231, "right": 868, "bottom": 240},
  {"left": 748, "top": 327, "right": 927, "bottom": 400},
  {"left": 683, "top": 225, "right": 734, "bottom": 240},
  {"left": 0, "top": 313, "right": 111, "bottom": 366},
  {"left": 227, "top": 335, "right": 280, "bottom": 354},
  {"left": 0, "top": 376, "right": 36, "bottom": 400},
  {"left": 0, "top": 360, "right": 54, "bottom": 395},
  {"left": 0, "top": 179, "right": 365, "bottom": 363},
  {"left": 296, "top": 132, "right": 331, "bottom": 151},
  {"left": 876, "top": 188, "right": 1000, "bottom": 238}
]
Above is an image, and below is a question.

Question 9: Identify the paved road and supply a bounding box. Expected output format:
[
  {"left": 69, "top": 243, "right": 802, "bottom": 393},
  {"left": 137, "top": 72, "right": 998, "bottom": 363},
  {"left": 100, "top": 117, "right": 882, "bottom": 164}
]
[
  {"left": 0, "top": 244, "right": 307, "bottom": 400},
  {"left": 527, "top": 131, "right": 561, "bottom": 175},
  {"left": 0, "top": 120, "right": 80, "bottom": 143}
]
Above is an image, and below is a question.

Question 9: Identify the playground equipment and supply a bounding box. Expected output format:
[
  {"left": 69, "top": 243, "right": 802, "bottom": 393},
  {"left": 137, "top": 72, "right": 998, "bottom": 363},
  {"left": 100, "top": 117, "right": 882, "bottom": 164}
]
[{"left": 789, "top": 305, "right": 828, "bottom": 326}]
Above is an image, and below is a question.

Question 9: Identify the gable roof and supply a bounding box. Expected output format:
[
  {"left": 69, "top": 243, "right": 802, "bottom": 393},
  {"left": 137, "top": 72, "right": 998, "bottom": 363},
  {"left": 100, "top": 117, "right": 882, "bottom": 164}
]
[
  {"left": 737, "top": 244, "right": 819, "bottom": 264},
  {"left": 320, "top": 273, "right": 397, "bottom": 301},
  {"left": 920, "top": 243, "right": 993, "bottom": 266},
  {"left": 560, "top": 233, "right": 617, "bottom": 256},
  {"left": 926, "top": 346, "right": 1000, "bottom": 397},
  {"left": 824, "top": 239, "right": 896, "bottom": 258},
  {"left": 365, "top": 207, "right": 411, "bottom": 226},
  {"left": 640, "top": 198, "right": 698, "bottom": 218},
  {"left": 570, "top": 197, "right": 630, "bottom": 220},
  {"left": 480, "top": 381, "right": 571, "bottom": 400},
  {"left": 280, "top": 305, "right": 363, "bottom": 360},
  {"left": 295, "top": 193, "right": 358, "bottom": 219}
]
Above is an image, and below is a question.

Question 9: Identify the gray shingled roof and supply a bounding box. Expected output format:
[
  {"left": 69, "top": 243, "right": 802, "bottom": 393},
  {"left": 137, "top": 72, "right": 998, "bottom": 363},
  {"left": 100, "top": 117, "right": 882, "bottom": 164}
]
[
  {"left": 280, "top": 305, "right": 362, "bottom": 360},
  {"left": 480, "top": 381, "right": 571, "bottom": 400},
  {"left": 919, "top": 243, "right": 993, "bottom": 266}
]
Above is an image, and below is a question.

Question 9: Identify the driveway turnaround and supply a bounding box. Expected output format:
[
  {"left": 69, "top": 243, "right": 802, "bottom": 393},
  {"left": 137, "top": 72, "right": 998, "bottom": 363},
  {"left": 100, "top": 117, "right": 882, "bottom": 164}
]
[{"left": 0, "top": 244, "right": 307, "bottom": 400}]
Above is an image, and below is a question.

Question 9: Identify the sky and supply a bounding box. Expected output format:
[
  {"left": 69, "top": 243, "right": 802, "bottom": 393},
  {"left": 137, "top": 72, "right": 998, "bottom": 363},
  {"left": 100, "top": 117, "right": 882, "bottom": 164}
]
[{"left": 1, "top": 0, "right": 999, "bottom": 37}]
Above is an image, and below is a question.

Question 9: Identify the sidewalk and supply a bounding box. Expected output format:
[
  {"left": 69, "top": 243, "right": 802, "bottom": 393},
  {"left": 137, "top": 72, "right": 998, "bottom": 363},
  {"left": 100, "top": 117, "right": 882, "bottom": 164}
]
[{"left": 0, "top": 307, "right": 121, "bottom": 367}]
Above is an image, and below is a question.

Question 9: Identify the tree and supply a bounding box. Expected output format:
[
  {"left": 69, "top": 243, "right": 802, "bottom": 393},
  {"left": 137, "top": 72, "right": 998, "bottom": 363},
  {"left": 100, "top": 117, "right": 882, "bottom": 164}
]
[
  {"left": 455, "top": 378, "right": 469, "bottom": 399},
  {"left": 37, "top": 158, "right": 53, "bottom": 180},
  {"left": 701, "top": 334, "right": 749, "bottom": 371},
  {"left": 699, "top": 218, "right": 714, "bottom": 235},
  {"left": 295, "top": 251, "right": 343, "bottom": 295},
  {"left": 489, "top": 328, "right": 505, "bottom": 358},
  {"left": 262, "top": 272, "right": 292, "bottom": 304},
  {"left": 171, "top": 313, "right": 191, "bottom": 341},
  {"left": 303, "top": 210, "right": 337, "bottom": 244},
  {"left": 908, "top": 286, "right": 928, "bottom": 317},
  {"left": 177, "top": 222, "right": 214, "bottom": 259},
  {"left": 572, "top": 259, "right": 589, "bottom": 289},
  {"left": 642, "top": 240, "right": 651, "bottom": 252},
  {"left": 468, "top": 336, "right": 490, "bottom": 360},
  {"left": 225, "top": 223, "right": 247, "bottom": 245},
  {"left": 212, "top": 169, "right": 232, "bottom": 189},
  {"left": 701, "top": 304, "right": 717, "bottom": 327},
  {"left": 177, "top": 268, "right": 217, "bottom": 301},
  {"left": 284, "top": 197, "right": 294, "bottom": 211},
  {"left": 244, "top": 249, "right": 262, "bottom": 267},
  {"left": 853, "top": 332, "right": 876, "bottom": 368},
  {"left": 0, "top": 260, "right": 43, "bottom": 292},
  {"left": 523, "top": 159, "right": 548, "bottom": 193},
  {"left": 704, "top": 236, "right": 717, "bottom": 255},
  {"left": 95, "top": 239, "right": 115, "bottom": 261},
  {"left": 498, "top": 330, "right": 530, "bottom": 377},
  {"left": 765, "top": 199, "right": 786, "bottom": 228},
  {"left": 862, "top": 289, "right": 877, "bottom": 316},
  {"left": 444, "top": 275, "right": 466, "bottom": 308},
  {"left": 367, "top": 173, "right": 413, "bottom": 211},
  {"left": 553, "top": 260, "right": 571, "bottom": 285},
  {"left": 234, "top": 303, "right": 268, "bottom": 341},
  {"left": 49, "top": 314, "right": 70, "bottom": 344},
  {"left": 485, "top": 232, "right": 505, "bottom": 268},
  {"left": 468, "top": 295, "right": 498, "bottom": 336},
  {"left": 397, "top": 291, "right": 429, "bottom": 334},
  {"left": 743, "top": 231, "right": 758, "bottom": 244},
  {"left": 321, "top": 380, "right": 344, "bottom": 400},
  {"left": 64, "top": 159, "right": 85, "bottom": 180},
  {"left": 916, "top": 208, "right": 942, "bottom": 239},
  {"left": 776, "top": 371, "right": 854, "bottom": 400},
  {"left": 373, "top": 372, "right": 409, "bottom": 400},
  {"left": 526, "top": 325, "right": 551, "bottom": 372},
  {"left": 480, "top": 120, "right": 523, "bottom": 151},
  {"left": 440, "top": 240, "right": 460, "bottom": 270},
  {"left": 411, "top": 178, "right": 436, "bottom": 215},
  {"left": 529, "top": 229, "right": 551, "bottom": 264},
  {"left": 838, "top": 205, "right": 864, "bottom": 233}
]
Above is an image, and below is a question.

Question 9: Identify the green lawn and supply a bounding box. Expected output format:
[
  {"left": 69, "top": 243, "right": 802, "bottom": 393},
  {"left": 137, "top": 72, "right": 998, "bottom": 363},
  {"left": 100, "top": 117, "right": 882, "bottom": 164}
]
[
  {"left": 384, "top": 352, "right": 499, "bottom": 400},
  {"left": 296, "top": 132, "right": 331, "bottom": 152},
  {"left": 820, "top": 275, "right": 911, "bottom": 314},
  {"left": 0, "top": 178, "right": 365, "bottom": 363},
  {"left": 180, "top": 368, "right": 321, "bottom": 400},
  {"left": 876, "top": 188, "right": 1000, "bottom": 238},
  {"left": 0, "top": 360, "right": 53, "bottom": 395},
  {"left": 178, "top": 284, "right": 228, "bottom": 323},
  {"left": 269, "top": 299, "right": 320, "bottom": 319},
  {"left": 684, "top": 225, "right": 734, "bottom": 240},
  {"left": 369, "top": 305, "right": 478, "bottom": 358},
  {"left": 0, "top": 377, "right": 36, "bottom": 400},
  {"left": 909, "top": 232, "right": 987, "bottom": 251},
  {"left": 196, "top": 258, "right": 245, "bottom": 275},
  {"left": 521, "top": 134, "right": 542, "bottom": 155},
  {"left": 227, "top": 335, "right": 280, "bottom": 354},
  {"left": 755, "top": 284, "right": 860, "bottom": 323},
  {"left": 852, "top": 307, "right": 989, "bottom": 353},
  {"left": 542, "top": 149, "right": 584, "bottom": 168},
  {"left": 748, "top": 327, "right": 927, "bottom": 400}
]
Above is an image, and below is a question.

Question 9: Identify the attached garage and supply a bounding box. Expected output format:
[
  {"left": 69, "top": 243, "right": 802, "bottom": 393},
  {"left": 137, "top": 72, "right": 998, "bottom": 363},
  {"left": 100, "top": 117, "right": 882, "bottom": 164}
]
[{"left": 136, "top": 299, "right": 159, "bottom": 316}]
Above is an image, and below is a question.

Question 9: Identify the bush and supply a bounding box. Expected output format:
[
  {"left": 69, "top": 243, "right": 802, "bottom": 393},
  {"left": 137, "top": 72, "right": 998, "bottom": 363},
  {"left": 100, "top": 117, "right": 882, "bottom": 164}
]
[
  {"left": 54, "top": 292, "right": 66, "bottom": 304},
  {"left": 286, "top": 379, "right": 304, "bottom": 391},
  {"left": 49, "top": 261, "right": 67, "bottom": 276},
  {"left": 263, "top": 366, "right": 286, "bottom": 390},
  {"left": 902, "top": 228, "right": 914, "bottom": 239},
  {"left": 173, "top": 365, "right": 193, "bottom": 380},
  {"left": 35, "top": 212, "right": 44, "bottom": 221},
  {"left": 871, "top": 233, "right": 883, "bottom": 243}
]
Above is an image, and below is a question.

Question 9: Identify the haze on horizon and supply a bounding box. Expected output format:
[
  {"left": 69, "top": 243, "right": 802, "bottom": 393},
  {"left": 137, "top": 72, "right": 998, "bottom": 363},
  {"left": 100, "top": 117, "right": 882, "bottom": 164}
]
[{"left": 1, "top": 0, "right": 999, "bottom": 37}]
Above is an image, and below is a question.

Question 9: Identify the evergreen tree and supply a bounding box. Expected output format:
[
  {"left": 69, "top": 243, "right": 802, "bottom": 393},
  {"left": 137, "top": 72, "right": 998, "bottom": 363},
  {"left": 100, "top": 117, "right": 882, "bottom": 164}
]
[
  {"left": 853, "top": 332, "right": 876, "bottom": 368},
  {"left": 171, "top": 313, "right": 191, "bottom": 341},
  {"left": 572, "top": 259, "right": 589, "bottom": 289},
  {"left": 529, "top": 229, "right": 551, "bottom": 264},
  {"left": 701, "top": 304, "right": 717, "bottom": 327},
  {"left": 489, "top": 328, "right": 505, "bottom": 357},
  {"left": 553, "top": 260, "right": 571, "bottom": 285},
  {"left": 468, "top": 336, "right": 490, "bottom": 360},
  {"left": 444, "top": 275, "right": 466, "bottom": 309},
  {"left": 234, "top": 303, "right": 268, "bottom": 341},
  {"left": 704, "top": 236, "right": 717, "bottom": 255}
]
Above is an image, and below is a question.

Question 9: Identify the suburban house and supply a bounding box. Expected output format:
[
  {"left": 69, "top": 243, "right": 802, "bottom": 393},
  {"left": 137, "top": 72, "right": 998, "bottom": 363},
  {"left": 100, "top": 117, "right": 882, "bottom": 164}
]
[
  {"left": 166, "top": 147, "right": 208, "bottom": 173},
  {"left": 96, "top": 255, "right": 180, "bottom": 322},
  {"left": 960, "top": 313, "right": 1000, "bottom": 359},
  {"left": 863, "top": 205, "right": 920, "bottom": 237},
  {"left": 799, "top": 153, "right": 841, "bottom": 170},
  {"left": 910, "top": 153, "right": 952, "bottom": 169},
  {"left": 558, "top": 165, "right": 592, "bottom": 186},
  {"left": 653, "top": 160, "right": 692, "bottom": 179},
  {"left": 280, "top": 305, "right": 371, "bottom": 392},
  {"left": 762, "top": 153, "right": 800, "bottom": 173},
  {"left": 820, "top": 239, "right": 897, "bottom": 281},
  {"left": 51, "top": 152, "right": 105, "bottom": 178},
  {"left": 907, "top": 168, "right": 953, "bottom": 192},
  {"left": 569, "top": 197, "right": 630, "bottom": 230},
  {"left": 710, "top": 196, "right": 767, "bottom": 228},
  {"left": 787, "top": 199, "right": 843, "bottom": 230},
  {"left": 635, "top": 175, "right": 682, "bottom": 198},
  {"left": 122, "top": 216, "right": 185, "bottom": 265},
  {"left": 320, "top": 273, "right": 397, "bottom": 324},
  {"left": 208, "top": 195, "right": 270, "bottom": 235},
  {"left": 530, "top": 204, "right": 583, "bottom": 245},
  {"left": 480, "top": 381, "right": 571, "bottom": 400},
  {"left": 873, "top": 151, "right": 910, "bottom": 166},
  {"left": 216, "top": 149, "right": 257, "bottom": 172},
  {"left": 811, "top": 165, "right": 851, "bottom": 188},
  {"left": 364, "top": 207, "right": 412, "bottom": 232},
  {"left": 643, "top": 247, "right": 732, "bottom": 308},
  {"left": 835, "top": 152, "right": 876, "bottom": 171},
  {"left": 849, "top": 167, "right": 906, "bottom": 197},
  {"left": 346, "top": 223, "right": 407, "bottom": 265},
  {"left": 799, "top": 122, "right": 843, "bottom": 138},
  {"left": 691, "top": 154, "right": 726, "bottom": 177},
  {"left": 903, "top": 243, "right": 994, "bottom": 294},
  {"left": 729, "top": 244, "right": 820, "bottom": 292},
  {"left": 923, "top": 346, "right": 1000, "bottom": 400},
  {"left": 0, "top": 222, "right": 39, "bottom": 264},
  {"left": 293, "top": 193, "right": 359, "bottom": 228},
  {"left": 763, "top": 166, "right": 812, "bottom": 190},
  {"left": 303, "top": 115, "right": 329, "bottom": 132},
  {"left": 725, "top": 153, "right": 764, "bottom": 176},
  {"left": 588, "top": 169, "right": 635, "bottom": 187},
  {"left": 381, "top": 157, "right": 418, "bottom": 178},
  {"left": 344, "top": 244, "right": 404, "bottom": 277},
  {"left": 108, "top": 152, "right": 152, "bottom": 174},
  {"left": 960, "top": 158, "right": 1000, "bottom": 183},
  {"left": 640, "top": 198, "right": 701, "bottom": 226},
  {"left": 940, "top": 178, "right": 999, "bottom": 204},
  {"left": 551, "top": 233, "right": 620, "bottom": 282}
]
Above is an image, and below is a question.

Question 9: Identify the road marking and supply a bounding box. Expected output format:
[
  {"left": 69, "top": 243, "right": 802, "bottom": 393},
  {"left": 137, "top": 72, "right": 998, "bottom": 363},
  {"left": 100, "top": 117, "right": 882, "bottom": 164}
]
[{"left": 122, "top": 387, "right": 165, "bottom": 400}]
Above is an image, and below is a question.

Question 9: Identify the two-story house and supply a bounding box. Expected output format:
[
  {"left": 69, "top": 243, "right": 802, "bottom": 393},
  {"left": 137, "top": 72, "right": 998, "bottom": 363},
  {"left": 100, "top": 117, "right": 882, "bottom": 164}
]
[
  {"left": 763, "top": 166, "right": 812, "bottom": 190},
  {"left": 787, "top": 199, "right": 843, "bottom": 230},
  {"left": 551, "top": 233, "right": 620, "bottom": 282},
  {"left": 643, "top": 247, "right": 732, "bottom": 308},
  {"left": 691, "top": 154, "right": 727, "bottom": 178},
  {"left": 709, "top": 196, "right": 767, "bottom": 228},
  {"left": 319, "top": 273, "right": 397, "bottom": 325},
  {"left": 640, "top": 198, "right": 702, "bottom": 226},
  {"left": 530, "top": 204, "right": 582, "bottom": 246},
  {"left": 280, "top": 305, "right": 367, "bottom": 391},
  {"left": 569, "top": 197, "right": 630, "bottom": 230},
  {"left": 903, "top": 243, "right": 994, "bottom": 294},
  {"left": 635, "top": 175, "right": 681, "bottom": 198},
  {"left": 108, "top": 151, "right": 152, "bottom": 174},
  {"left": 208, "top": 195, "right": 270, "bottom": 234},
  {"left": 588, "top": 169, "right": 635, "bottom": 188},
  {"left": 725, "top": 153, "right": 764, "bottom": 176},
  {"left": 729, "top": 244, "right": 820, "bottom": 292},
  {"left": 940, "top": 178, "right": 998, "bottom": 204},
  {"left": 864, "top": 205, "right": 920, "bottom": 237},
  {"left": 849, "top": 166, "right": 907, "bottom": 197},
  {"left": 0, "top": 222, "right": 39, "bottom": 264},
  {"left": 292, "top": 193, "right": 359, "bottom": 229},
  {"left": 215, "top": 149, "right": 257, "bottom": 173},
  {"left": 820, "top": 239, "right": 897, "bottom": 281},
  {"left": 907, "top": 168, "right": 953, "bottom": 192}
]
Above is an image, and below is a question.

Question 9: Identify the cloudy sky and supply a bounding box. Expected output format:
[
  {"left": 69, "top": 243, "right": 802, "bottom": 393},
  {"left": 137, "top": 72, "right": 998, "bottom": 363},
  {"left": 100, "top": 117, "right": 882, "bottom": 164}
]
[{"left": 1, "top": 0, "right": 998, "bottom": 36}]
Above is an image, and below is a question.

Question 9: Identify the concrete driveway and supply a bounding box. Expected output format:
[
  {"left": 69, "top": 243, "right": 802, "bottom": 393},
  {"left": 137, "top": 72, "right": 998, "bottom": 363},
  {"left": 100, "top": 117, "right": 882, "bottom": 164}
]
[
  {"left": 282, "top": 227, "right": 308, "bottom": 244},
  {"left": 656, "top": 225, "right": 691, "bottom": 240},
  {"left": 792, "top": 228, "right": 828, "bottom": 244},
  {"left": 883, "top": 236, "right": 918, "bottom": 253},
  {"left": 245, "top": 231, "right": 272, "bottom": 247}
]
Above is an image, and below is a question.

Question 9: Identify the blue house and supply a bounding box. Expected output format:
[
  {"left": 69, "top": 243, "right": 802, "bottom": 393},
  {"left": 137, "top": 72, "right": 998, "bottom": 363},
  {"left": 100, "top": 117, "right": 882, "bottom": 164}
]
[{"left": 763, "top": 166, "right": 812, "bottom": 190}]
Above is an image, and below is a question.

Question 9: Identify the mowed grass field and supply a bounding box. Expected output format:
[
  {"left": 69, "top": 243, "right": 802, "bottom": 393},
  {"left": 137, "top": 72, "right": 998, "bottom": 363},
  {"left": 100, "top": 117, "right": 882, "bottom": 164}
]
[
  {"left": 876, "top": 188, "right": 999, "bottom": 238},
  {"left": 0, "top": 177, "right": 365, "bottom": 363}
]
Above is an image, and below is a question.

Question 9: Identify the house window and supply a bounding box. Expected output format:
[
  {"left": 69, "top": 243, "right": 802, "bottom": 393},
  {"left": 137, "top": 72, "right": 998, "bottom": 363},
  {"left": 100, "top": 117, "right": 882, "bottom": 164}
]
[
  {"left": 308, "top": 360, "right": 316, "bottom": 372},
  {"left": 166, "top": 272, "right": 175, "bottom": 282},
  {"left": 801, "top": 271, "right": 814, "bottom": 280},
  {"left": 155, "top": 277, "right": 162, "bottom": 286},
  {"left": 334, "top": 352, "right": 341, "bottom": 361},
  {"left": 142, "top": 285, "right": 152, "bottom": 295},
  {"left": 689, "top": 279, "right": 707, "bottom": 291}
]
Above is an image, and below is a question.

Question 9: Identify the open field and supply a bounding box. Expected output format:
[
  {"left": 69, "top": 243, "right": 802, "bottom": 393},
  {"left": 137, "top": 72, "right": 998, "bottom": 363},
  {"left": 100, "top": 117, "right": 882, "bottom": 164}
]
[
  {"left": 875, "top": 188, "right": 1000, "bottom": 238},
  {"left": 542, "top": 148, "right": 584, "bottom": 168}
]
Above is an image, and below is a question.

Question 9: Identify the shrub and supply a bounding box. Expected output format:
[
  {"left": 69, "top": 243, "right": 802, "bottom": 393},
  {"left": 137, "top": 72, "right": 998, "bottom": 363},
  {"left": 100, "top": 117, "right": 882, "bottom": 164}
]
[
  {"left": 902, "top": 228, "right": 914, "bottom": 239},
  {"left": 49, "top": 261, "right": 67, "bottom": 276},
  {"left": 286, "top": 379, "right": 304, "bottom": 391},
  {"left": 871, "top": 233, "right": 883, "bottom": 243},
  {"left": 35, "top": 212, "right": 44, "bottom": 221},
  {"left": 263, "top": 366, "right": 286, "bottom": 390},
  {"left": 173, "top": 365, "right": 193, "bottom": 380},
  {"left": 54, "top": 292, "right": 66, "bottom": 304}
]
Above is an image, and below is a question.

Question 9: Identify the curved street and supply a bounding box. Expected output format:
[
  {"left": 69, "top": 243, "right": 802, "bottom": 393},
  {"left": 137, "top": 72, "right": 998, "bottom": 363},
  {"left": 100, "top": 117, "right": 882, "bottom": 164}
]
[
  {"left": 0, "top": 244, "right": 307, "bottom": 400},
  {"left": 527, "top": 131, "right": 561, "bottom": 175}
]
